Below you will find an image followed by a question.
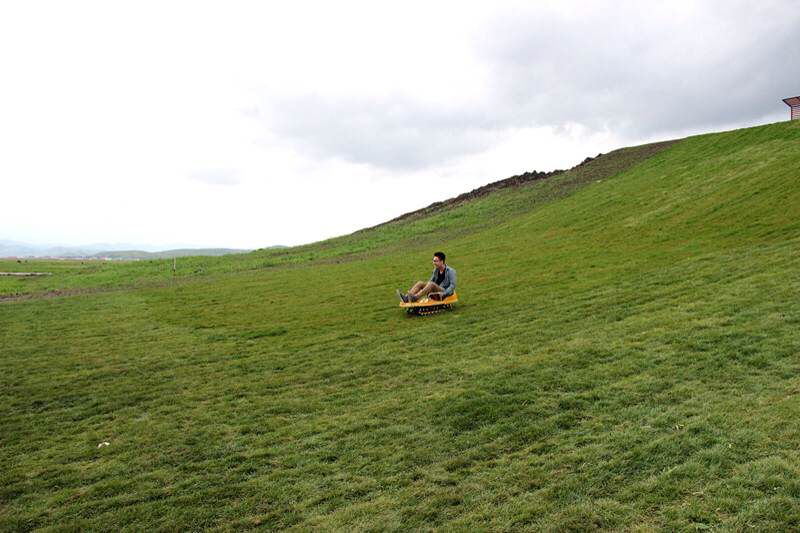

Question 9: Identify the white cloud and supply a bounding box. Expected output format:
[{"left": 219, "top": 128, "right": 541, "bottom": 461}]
[{"left": 188, "top": 169, "right": 242, "bottom": 186}]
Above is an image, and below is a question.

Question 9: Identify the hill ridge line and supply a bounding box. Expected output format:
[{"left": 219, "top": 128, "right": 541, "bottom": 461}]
[{"left": 369, "top": 139, "right": 679, "bottom": 230}]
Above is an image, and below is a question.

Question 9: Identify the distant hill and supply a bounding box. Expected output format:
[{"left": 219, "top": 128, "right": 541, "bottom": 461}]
[
  {"left": 0, "top": 239, "right": 266, "bottom": 259},
  {"left": 88, "top": 248, "right": 252, "bottom": 260}
]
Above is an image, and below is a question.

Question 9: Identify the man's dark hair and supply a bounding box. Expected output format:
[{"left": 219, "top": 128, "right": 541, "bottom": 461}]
[{"left": 434, "top": 251, "right": 446, "bottom": 262}]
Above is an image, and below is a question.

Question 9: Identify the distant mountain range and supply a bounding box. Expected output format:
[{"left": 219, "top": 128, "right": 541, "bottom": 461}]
[{"left": 0, "top": 239, "right": 258, "bottom": 259}]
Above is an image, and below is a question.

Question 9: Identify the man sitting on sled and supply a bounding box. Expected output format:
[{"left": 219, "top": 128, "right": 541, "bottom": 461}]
[{"left": 397, "top": 251, "right": 457, "bottom": 303}]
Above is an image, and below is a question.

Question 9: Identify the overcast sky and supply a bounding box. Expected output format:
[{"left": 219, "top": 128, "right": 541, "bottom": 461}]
[{"left": 1, "top": 1, "right": 797, "bottom": 249}]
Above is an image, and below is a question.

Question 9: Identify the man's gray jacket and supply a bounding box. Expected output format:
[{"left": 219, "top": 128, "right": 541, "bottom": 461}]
[{"left": 430, "top": 265, "right": 457, "bottom": 297}]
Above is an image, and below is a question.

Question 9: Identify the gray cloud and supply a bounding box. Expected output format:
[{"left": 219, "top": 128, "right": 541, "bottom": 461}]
[
  {"left": 479, "top": 1, "right": 800, "bottom": 136},
  {"left": 255, "top": 2, "right": 800, "bottom": 171},
  {"left": 259, "top": 96, "right": 501, "bottom": 170}
]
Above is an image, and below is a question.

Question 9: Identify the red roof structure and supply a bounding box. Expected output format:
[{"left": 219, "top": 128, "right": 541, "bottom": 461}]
[{"left": 783, "top": 96, "right": 800, "bottom": 120}]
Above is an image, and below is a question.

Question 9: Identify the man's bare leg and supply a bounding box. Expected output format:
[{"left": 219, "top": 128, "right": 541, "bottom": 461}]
[
  {"left": 419, "top": 281, "right": 444, "bottom": 297},
  {"left": 409, "top": 281, "right": 443, "bottom": 301},
  {"left": 408, "top": 281, "right": 426, "bottom": 297}
]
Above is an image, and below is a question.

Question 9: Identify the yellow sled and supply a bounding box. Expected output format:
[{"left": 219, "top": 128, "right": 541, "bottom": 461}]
[{"left": 400, "top": 292, "right": 458, "bottom": 316}]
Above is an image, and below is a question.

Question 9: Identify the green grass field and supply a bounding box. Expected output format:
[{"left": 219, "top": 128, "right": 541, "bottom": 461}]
[{"left": 2, "top": 120, "right": 799, "bottom": 530}]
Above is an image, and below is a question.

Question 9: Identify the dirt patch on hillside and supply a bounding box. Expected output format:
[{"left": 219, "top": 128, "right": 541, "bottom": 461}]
[
  {"left": 0, "top": 286, "right": 107, "bottom": 303},
  {"left": 0, "top": 278, "right": 190, "bottom": 304}
]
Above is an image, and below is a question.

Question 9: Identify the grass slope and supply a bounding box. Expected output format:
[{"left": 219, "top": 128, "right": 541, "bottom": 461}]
[
  {"left": 2, "top": 121, "right": 799, "bottom": 530},
  {"left": 0, "top": 138, "right": 675, "bottom": 301}
]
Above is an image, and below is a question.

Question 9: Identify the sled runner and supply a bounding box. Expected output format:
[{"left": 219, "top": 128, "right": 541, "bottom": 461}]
[{"left": 399, "top": 293, "right": 458, "bottom": 316}]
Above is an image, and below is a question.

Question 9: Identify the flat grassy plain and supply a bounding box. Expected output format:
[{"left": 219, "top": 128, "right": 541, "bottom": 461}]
[{"left": 2, "top": 121, "right": 799, "bottom": 530}]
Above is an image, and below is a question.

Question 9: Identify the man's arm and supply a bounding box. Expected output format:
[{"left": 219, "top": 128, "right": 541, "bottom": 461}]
[{"left": 442, "top": 268, "right": 456, "bottom": 297}]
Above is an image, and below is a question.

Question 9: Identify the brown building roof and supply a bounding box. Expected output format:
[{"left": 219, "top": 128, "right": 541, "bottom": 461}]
[{"left": 783, "top": 96, "right": 800, "bottom": 107}]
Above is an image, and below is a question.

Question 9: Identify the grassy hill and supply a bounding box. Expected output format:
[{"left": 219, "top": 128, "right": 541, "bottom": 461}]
[{"left": 1, "top": 120, "right": 799, "bottom": 530}]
